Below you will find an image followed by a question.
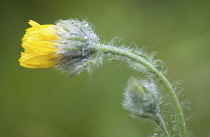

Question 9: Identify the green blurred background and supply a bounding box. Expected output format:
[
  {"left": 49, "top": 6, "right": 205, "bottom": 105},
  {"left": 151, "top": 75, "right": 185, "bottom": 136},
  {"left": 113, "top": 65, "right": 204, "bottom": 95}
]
[{"left": 1, "top": 0, "right": 210, "bottom": 136}]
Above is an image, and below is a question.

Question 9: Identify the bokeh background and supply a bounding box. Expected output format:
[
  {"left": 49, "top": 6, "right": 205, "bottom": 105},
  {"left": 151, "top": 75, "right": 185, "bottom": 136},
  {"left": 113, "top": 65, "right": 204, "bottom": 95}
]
[{"left": 1, "top": 0, "right": 210, "bottom": 136}]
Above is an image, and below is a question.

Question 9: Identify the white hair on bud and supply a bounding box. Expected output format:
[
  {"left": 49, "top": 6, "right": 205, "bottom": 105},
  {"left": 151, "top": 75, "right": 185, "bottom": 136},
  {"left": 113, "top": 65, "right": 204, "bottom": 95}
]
[
  {"left": 122, "top": 77, "right": 161, "bottom": 117},
  {"left": 53, "top": 19, "right": 101, "bottom": 74}
]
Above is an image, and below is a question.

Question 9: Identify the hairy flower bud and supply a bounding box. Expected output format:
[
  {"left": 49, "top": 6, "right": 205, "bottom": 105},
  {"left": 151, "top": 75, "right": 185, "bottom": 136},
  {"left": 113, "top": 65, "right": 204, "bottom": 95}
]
[
  {"left": 54, "top": 20, "right": 100, "bottom": 73},
  {"left": 122, "top": 77, "right": 160, "bottom": 119}
]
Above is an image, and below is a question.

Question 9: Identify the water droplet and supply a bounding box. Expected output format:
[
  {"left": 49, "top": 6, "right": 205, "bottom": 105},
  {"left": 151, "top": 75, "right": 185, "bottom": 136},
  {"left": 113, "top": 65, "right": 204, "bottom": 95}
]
[{"left": 84, "top": 23, "right": 88, "bottom": 27}]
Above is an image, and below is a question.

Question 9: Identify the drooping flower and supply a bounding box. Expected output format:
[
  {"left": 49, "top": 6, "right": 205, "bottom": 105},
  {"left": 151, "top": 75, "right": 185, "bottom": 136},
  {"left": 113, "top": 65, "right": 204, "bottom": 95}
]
[{"left": 19, "top": 19, "right": 100, "bottom": 74}]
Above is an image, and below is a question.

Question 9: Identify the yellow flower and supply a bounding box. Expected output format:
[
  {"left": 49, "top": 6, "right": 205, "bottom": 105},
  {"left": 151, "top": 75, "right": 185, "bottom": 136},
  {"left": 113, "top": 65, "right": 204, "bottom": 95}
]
[
  {"left": 19, "top": 20, "right": 59, "bottom": 68},
  {"left": 19, "top": 19, "right": 100, "bottom": 74}
]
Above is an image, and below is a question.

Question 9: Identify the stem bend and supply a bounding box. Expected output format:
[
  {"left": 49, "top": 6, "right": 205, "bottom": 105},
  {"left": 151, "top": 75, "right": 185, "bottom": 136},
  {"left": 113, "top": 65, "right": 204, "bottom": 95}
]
[{"left": 93, "top": 44, "right": 186, "bottom": 137}]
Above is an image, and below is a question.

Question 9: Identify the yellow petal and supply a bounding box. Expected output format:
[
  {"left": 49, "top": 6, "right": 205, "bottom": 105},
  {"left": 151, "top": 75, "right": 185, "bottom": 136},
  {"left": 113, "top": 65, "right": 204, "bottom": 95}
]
[
  {"left": 19, "top": 20, "right": 59, "bottom": 68},
  {"left": 19, "top": 52, "right": 57, "bottom": 68}
]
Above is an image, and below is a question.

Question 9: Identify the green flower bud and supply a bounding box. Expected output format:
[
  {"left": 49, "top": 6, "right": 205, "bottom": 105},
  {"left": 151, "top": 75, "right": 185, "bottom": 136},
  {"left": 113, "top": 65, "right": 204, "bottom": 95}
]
[{"left": 122, "top": 77, "right": 160, "bottom": 119}]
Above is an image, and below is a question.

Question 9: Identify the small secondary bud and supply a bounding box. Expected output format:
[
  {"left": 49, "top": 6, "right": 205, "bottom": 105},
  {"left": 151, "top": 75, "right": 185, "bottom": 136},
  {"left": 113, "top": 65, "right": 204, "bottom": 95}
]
[{"left": 122, "top": 77, "right": 160, "bottom": 119}]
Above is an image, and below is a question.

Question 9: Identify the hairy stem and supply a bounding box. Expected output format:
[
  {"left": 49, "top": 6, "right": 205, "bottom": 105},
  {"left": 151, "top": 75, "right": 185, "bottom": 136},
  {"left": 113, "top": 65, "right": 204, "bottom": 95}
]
[
  {"left": 138, "top": 113, "right": 169, "bottom": 136},
  {"left": 154, "top": 113, "right": 170, "bottom": 137},
  {"left": 93, "top": 44, "right": 186, "bottom": 137}
]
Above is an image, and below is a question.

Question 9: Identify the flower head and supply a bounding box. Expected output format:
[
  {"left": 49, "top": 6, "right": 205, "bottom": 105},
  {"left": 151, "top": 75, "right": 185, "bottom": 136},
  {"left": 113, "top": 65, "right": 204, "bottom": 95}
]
[{"left": 19, "top": 19, "right": 100, "bottom": 73}]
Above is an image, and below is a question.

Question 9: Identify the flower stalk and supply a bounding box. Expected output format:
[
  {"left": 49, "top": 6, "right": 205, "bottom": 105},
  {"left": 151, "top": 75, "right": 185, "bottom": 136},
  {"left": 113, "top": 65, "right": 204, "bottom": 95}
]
[{"left": 92, "top": 44, "right": 187, "bottom": 137}]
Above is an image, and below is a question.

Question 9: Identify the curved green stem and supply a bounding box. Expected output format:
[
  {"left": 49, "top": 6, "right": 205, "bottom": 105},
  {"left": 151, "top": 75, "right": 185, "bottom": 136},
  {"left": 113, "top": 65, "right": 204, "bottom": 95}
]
[{"left": 93, "top": 44, "right": 186, "bottom": 137}]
